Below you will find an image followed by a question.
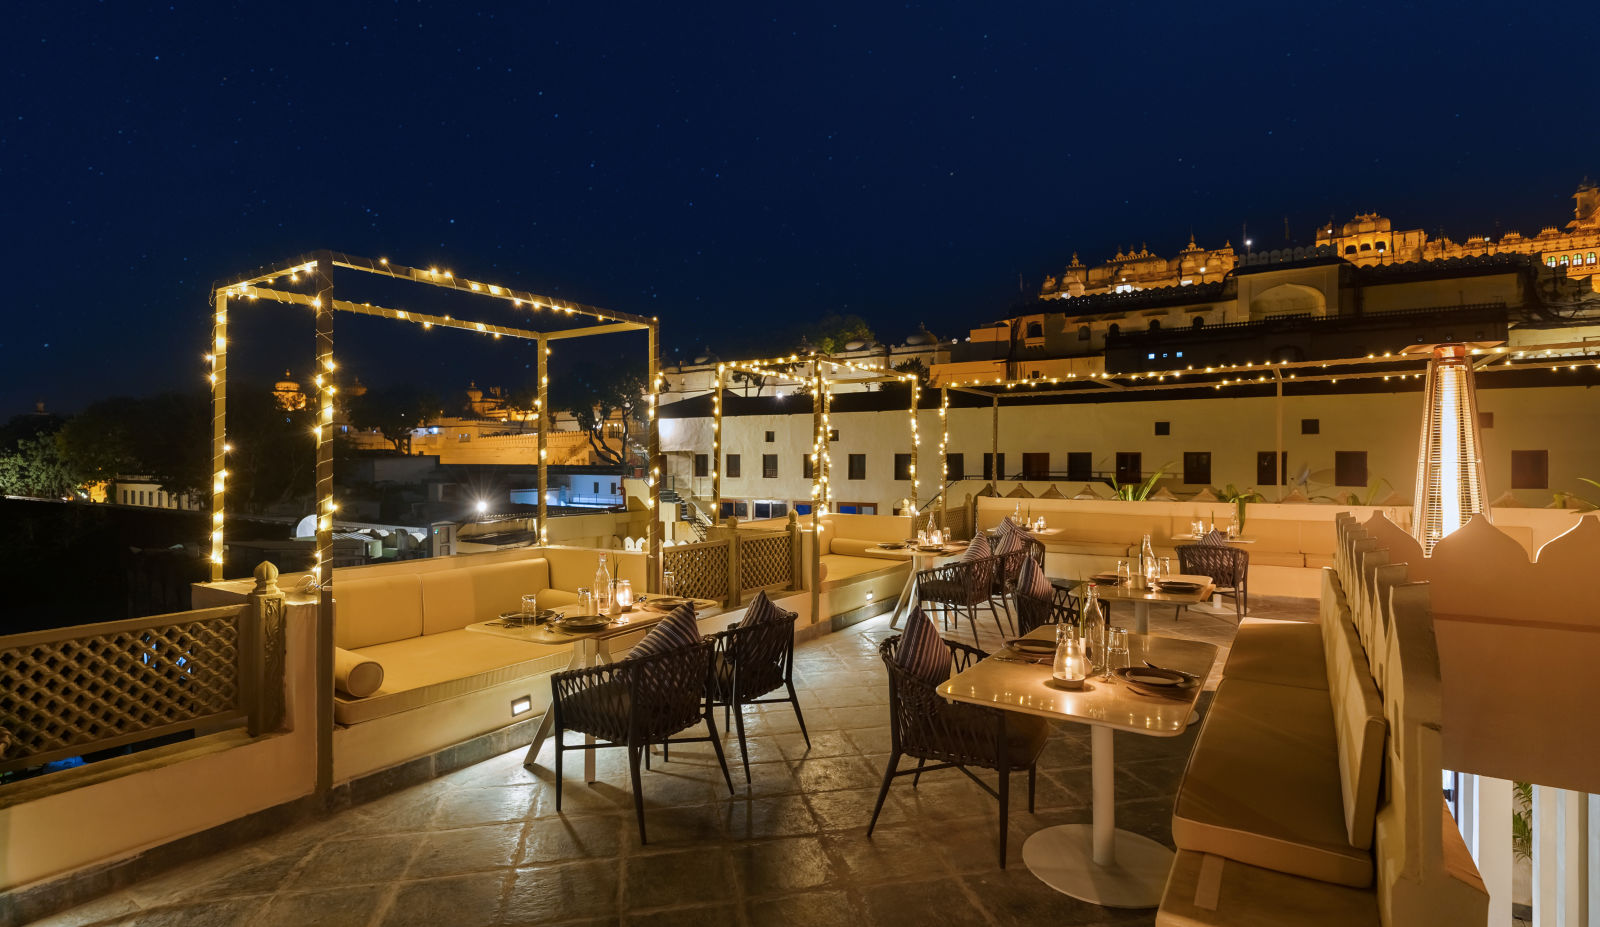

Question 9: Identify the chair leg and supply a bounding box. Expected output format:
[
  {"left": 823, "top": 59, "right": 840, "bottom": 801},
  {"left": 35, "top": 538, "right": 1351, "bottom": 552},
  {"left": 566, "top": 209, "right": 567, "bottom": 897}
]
[
  {"left": 705, "top": 710, "right": 735, "bottom": 795},
  {"left": 732, "top": 699, "right": 751, "bottom": 784},
  {"left": 554, "top": 730, "right": 564, "bottom": 811},
  {"left": 867, "top": 749, "right": 900, "bottom": 837},
  {"left": 988, "top": 600, "right": 1008, "bottom": 639},
  {"left": 787, "top": 680, "right": 811, "bottom": 748},
  {"left": 966, "top": 605, "right": 981, "bottom": 647},
  {"left": 627, "top": 744, "right": 647, "bottom": 844}
]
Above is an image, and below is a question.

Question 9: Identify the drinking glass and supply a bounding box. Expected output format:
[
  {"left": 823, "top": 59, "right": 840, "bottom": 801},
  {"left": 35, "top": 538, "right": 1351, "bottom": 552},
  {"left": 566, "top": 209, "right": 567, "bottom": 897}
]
[
  {"left": 1159, "top": 557, "right": 1173, "bottom": 579},
  {"left": 576, "top": 587, "right": 593, "bottom": 615},
  {"left": 521, "top": 594, "right": 540, "bottom": 624},
  {"left": 661, "top": 571, "right": 677, "bottom": 597},
  {"left": 1105, "top": 627, "right": 1130, "bottom": 679},
  {"left": 1115, "top": 559, "right": 1131, "bottom": 585},
  {"left": 917, "top": 529, "right": 928, "bottom": 545}
]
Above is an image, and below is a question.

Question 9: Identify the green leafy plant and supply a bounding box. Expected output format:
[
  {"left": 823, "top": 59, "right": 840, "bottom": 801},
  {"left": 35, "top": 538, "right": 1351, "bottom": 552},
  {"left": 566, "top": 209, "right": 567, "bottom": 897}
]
[
  {"left": 1215, "top": 483, "right": 1265, "bottom": 531},
  {"left": 1512, "top": 780, "right": 1533, "bottom": 862},
  {"left": 1110, "top": 464, "right": 1170, "bottom": 501},
  {"left": 1341, "top": 478, "right": 1394, "bottom": 507},
  {"left": 1551, "top": 477, "right": 1600, "bottom": 511}
]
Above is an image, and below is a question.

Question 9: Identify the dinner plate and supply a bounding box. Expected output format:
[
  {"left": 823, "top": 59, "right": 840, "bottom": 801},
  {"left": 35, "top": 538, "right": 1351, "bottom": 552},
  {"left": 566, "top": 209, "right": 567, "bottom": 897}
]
[
  {"left": 879, "top": 541, "right": 910, "bottom": 550},
  {"left": 916, "top": 544, "right": 946, "bottom": 552},
  {"left": 1114, "top": 666, "right": 1196, "bottom": 697},
  {"left": 1090, "top": 572, "right": 1122, "bottom": 585},
  {"left": 638, "top": 595, "right": 693, "bottom": 608},
  {"left": 1156, "top": 581, "right": 1202, "bottom": 593},
  {"left": 1006, "top": 638, "right": 1057, "bottom": 656},
  {"left": 556, "top": 614, "right": 611, "bottom": 632}
]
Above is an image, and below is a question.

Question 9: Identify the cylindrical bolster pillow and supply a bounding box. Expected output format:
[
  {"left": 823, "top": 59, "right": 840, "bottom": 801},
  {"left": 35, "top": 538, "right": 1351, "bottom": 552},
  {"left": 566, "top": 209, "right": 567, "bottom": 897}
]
[{"left": 334, "top": 647, "right": 384, "bottom": 698}]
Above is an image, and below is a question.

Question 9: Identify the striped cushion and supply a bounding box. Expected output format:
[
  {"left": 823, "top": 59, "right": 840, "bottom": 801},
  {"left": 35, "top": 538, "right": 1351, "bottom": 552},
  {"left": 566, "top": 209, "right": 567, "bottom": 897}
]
[
  {"left": 1017, "top": 554, "right": 1054, "bottom": 600},
  {"left": 629, "top": 603, "right": 701, "bottom": 660},
  {"left": 736, "top": 590, "right": 785, "bottom": 629},
  {"left": 995, "top": 529, "right": 1025, "bottom": 557},
  {"left": 998, "top": 517, "right": 1027, "bottom": 544},
  {"left": 894, "top": 607, "right": 950, "bottom": 685},
  {"left": 1200, "top": 529, "right": 1229, "bottom": 547},
  {"left": 962, "top": 532, "right": 992, "bottom": 561}
]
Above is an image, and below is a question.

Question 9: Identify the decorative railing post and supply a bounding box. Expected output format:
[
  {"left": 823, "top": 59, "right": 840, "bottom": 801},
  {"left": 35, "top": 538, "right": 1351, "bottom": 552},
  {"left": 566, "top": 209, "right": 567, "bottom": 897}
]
[
  {"left": 787, "top": 511, "right": 803, "bottom": 590},
  {"left": 726, "top": 517, "right": 743, "bottom": 608},
  {"left": 243, "top": 561, "right": 287, "bottom": 736}
]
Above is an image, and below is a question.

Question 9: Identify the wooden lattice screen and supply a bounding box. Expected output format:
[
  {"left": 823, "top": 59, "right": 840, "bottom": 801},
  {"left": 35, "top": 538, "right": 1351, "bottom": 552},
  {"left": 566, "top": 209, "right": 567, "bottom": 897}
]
[
  {"left": 662, "top": 540, "right": 732, "bottom": 604},
  {"left": 0, "top": 606, "right": 252, "bottom": 773},
  {"left": 739, "top": 532, "right": 793, "bottom": 593}
]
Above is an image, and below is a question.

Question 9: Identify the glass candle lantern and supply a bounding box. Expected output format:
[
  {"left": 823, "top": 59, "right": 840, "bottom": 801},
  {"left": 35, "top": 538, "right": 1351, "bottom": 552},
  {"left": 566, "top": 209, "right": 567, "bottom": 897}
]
[
  {"left": 614, "top": 579, "right": 633, "bottom": 612},
  {"left": 1053, "top": 633, "right": 1090, "bottom": 689}
]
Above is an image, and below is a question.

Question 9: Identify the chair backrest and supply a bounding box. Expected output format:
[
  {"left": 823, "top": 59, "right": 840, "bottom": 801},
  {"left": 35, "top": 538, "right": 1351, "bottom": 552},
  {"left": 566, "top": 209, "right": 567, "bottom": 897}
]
[
  {"left": 1175, "top": 543, "right": 1248, "bottom": 585},
  {"left": 716, "top": 606, "right": 799, "bottom": 701},
  {"left": 917, "top": 557, "right": 997, "bottom": 606},
  {"left": 996, "top": 548, "right": 1031, "bottom": 586},
  {"left": 878, "top": 634, "right": 998, "bottom": 768},
  {"left": 1015, "top": 592, "right": 1055, "bottom": 636},
  {"left": 628, "top": 639, "right": 712, "bottom": 742}
]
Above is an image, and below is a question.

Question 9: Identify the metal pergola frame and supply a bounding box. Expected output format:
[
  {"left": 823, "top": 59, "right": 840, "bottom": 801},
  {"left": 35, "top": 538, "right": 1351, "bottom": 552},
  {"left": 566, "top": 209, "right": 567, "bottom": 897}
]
[
  {"left": 209, "top": 250, "right": 660, "bottom": 792},
  {"left": 708, "top": 353, "right": 920, "bottom": 624}
]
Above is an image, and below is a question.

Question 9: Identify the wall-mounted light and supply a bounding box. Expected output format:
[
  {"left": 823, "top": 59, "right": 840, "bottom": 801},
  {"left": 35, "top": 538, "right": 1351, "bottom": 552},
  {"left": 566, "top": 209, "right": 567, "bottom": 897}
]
[{"left": 510, "top": 695, "right": 533, "bottom": 717}]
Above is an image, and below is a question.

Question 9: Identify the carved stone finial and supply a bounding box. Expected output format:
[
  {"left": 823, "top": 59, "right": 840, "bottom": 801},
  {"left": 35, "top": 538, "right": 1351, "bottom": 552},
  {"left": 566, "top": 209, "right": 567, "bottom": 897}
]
[{"left": 252, "top": 560, "right": 281, "bottom": 595}]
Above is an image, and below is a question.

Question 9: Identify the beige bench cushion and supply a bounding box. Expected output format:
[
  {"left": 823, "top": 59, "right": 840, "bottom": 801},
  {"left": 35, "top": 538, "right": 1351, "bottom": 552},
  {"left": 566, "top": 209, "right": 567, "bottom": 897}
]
[
  {"left": 829, "top": 537, "right": 912, "bottom": 560},
  {"left": 420, "top": 558, "right": 552, "bottom": 635},
  {"left": 1173, "top": 678, "right": 1374, "bottom": 888},
  {"left": 1223, "top": 619, "right": 1328, "bottom": 691},
  {"left": 334, "top": 574, "right": 423, "bottom": 650},
  {"left": 1324, "top": 613, "right": 1387, "bottom": 849},
  {"left": 333, "top": 629, "right": 566, "bottom": 725},
  {"left": 1157, "top": 849, "right": 1379, "bottom": 927},
  {"left": 819, "top": 554, "right": 906, "bottom": 584}
]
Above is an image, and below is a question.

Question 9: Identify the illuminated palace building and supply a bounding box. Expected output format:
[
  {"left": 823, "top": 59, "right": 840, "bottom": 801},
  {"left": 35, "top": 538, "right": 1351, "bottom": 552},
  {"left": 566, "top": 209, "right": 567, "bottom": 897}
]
[{"left": 662, "top": 180, "right": 1600, "bottom": 519}]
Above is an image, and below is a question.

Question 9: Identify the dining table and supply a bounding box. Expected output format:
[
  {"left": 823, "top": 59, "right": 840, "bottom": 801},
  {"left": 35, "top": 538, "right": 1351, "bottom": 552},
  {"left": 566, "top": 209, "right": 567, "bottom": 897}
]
[
  {"left": 939, "top": 624, "right": 1217, "bottom": 908},
  {"left": 1169, "top": 533, "right": 1255, "bottom": 544},
  {"left": 876, "top": 541, "right": 967, "bottom": 630},
  {"left": 1053, "top": 574, "right": 1215, "bottom": 634},
  {"left": 466, "top": 595, "right": 721, "bottom": 779}
]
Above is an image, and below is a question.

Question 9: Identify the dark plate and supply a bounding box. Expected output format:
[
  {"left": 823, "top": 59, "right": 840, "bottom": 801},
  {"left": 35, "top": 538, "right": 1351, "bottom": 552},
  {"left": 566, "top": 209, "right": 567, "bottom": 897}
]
[
  {"left": 1090, "top": 572, "right": 1122, "bottom": 585},
  {"left": 556, "top": 615, "right": 611, "bottom": 631},
  {"left": 916, "top": 544, "right": 947, "bottom": 552},
  {"left": 1156, "top": 581, "right": 1202, "bottom": 593},
  {"left": 1114, "top": 666, "right": 1197, "bottom": 697},
  {"left": 878, "top": 541, "right": 910, "bottom": 550},
  {"left": 1006, "top": 638, "right": 1057, "bottom": 656}
]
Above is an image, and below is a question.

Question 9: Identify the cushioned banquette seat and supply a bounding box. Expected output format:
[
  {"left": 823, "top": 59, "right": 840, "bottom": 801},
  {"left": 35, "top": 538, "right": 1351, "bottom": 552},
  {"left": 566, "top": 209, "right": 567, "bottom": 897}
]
[{"left": 332, "top": 557, "right": 581, "bottom": 725}]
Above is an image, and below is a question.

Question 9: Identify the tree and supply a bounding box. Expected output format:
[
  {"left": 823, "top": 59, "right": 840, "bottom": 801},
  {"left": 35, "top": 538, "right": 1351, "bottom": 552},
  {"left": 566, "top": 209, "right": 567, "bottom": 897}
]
[
  {"left": 55, "top": 392, "right": 209, "bottom": 498},
  {"left": 893, "top": 357, "right": 930, "bottom": 385},
  {"left": 0, "top": 436, "right": 74, "bottom": 498},
  {"left": 550, "top": 364, "right": 647, "bottom": 468},
  {"left": 797, "top": 313, "right": 876, "bottom": 354},
  {"left": 346, "top": 386, "right": 438, "bottom": 454}
]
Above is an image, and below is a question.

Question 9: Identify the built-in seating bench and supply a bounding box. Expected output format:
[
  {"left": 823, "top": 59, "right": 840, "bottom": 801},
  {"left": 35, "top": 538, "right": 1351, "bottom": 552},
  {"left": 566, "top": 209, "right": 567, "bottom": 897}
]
[{"left": 1156, "top": 514, "right": 1488, "bottom": 926}]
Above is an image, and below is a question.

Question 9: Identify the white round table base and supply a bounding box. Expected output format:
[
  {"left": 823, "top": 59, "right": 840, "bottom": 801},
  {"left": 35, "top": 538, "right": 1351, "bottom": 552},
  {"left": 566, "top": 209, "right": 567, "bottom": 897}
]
[{"left": 1022, "top": 824, "right": 1174, "bottom": 908}]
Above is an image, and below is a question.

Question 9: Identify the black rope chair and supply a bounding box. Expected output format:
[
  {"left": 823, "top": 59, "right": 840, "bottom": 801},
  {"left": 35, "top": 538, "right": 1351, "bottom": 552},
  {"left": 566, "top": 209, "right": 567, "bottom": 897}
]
[
  {"left": 993, "top": 540, "right": 1046, "bottom": 628},
  {"left": 1176, "top": 543, "right": 1250, "bottom": 619},
  {"left": 705, "top": 603, "right": 808, "bottom": 782},
  {"left": 916, "top": 557, "right": 1006, "bottom": 646},
  {"left": 1014, "top": 582, "right": 1078, "bottom": 636},
  {"left": 551, "top": 638, "right": 734, "bottom": 843},
  {"left": 867, "top": 634, "right": 1048, "bottom": 867}
]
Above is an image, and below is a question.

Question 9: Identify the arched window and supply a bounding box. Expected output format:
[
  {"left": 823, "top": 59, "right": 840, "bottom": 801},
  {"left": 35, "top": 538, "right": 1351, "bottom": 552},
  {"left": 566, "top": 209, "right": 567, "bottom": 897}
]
[
  {"left": 1359, "top": 243, "right": 1372, "bottom": 252},
  {"left": 1192, "top": 316, "right": 1205, "bottom": 329},
  {"left": 1375, "top": 241, "right": 1387, "bottom": 252},
  {"left": 1148, "top": 319, "right": 1161, "bottom": 331},
  {"left": 1108, "top": 323, "right": 1121, "bottom": 337},
  {"left": 1344, "top": 245, "right": 1358, "bottom": 255},
  {"left": 1077, "top": 325, "right": 1091, "bottom": 341},
  {"left": 1025, "top": 321, "right": 1044, "bottom": 339}
]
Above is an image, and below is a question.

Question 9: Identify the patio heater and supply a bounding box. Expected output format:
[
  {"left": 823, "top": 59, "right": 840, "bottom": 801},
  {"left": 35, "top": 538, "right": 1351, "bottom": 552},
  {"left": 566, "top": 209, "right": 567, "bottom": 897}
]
[{"left": 1411, "top": 343, "right": 1489, "bottom": 554}]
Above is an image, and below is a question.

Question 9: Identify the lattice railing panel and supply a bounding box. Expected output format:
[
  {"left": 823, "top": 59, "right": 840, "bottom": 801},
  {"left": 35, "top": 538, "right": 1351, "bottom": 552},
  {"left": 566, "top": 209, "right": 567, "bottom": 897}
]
[
  {"left": 0, "top": 607, "right": 246, "bottom": 771},
  {"left": 662, "top": 541, "right": 731, "bottom": 603},
  {"left": 740, "top": 533, "right": 793, "bottom": 592}
]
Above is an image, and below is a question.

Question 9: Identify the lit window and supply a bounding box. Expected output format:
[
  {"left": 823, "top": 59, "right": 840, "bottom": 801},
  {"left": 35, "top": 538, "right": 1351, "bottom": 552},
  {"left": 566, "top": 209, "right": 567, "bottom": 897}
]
[
  {"left": 1148, "top": 352, "right": 1156, "bottom": 360},
  {"left": 1176, "top": 351, "right": 1184, "bottom": 358},
  {"left": 1589, "top": 252, "right": 1597, "bottom": 265},
  {"left": 1548, "top": 257, "right": 1558, "bottom": 267}
]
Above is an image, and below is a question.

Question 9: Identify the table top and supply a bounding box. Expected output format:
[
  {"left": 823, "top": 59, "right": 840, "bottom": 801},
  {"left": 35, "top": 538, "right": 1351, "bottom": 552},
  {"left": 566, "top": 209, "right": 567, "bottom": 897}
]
[
  {"left": 1052, "top": 574, "right": 1215, "bottom": 605},
  {"left": 868, "top": 542, "right": 966, "bottom": 557},
  {"left": 466, "top": 596, "right": 721, "bottom": 645},
  {"left": 1170, "top": 534, "right": 1255, "bottom": 544},
  {"left": 939, "top": 626, "right": 1218, "bottom": 736}
]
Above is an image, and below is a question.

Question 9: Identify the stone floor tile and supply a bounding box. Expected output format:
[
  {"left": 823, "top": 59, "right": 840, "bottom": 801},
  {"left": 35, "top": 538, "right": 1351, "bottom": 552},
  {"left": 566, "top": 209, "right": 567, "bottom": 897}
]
[
  {"left": 26, "top": 893, "right": 141, "bottom": 927},
  {"left": 621, "top": 904, "right": 738, "bottom": 927},
  {"left": 859, "top": 878, "right": 989, "bottom": 927},
  {"left": 255, "top": 884, "right": 394, "bottom": 927},
  {"left": 282, "top": 833, "right": 420, "bottom": 890},
  {"left": 821, "top": 822, "right": 941, "bottom": 884},
  {"left": 728, "top": 836, "right": 838, "bottom": 897},
  {"left": 622, "top": 847, "right": 733, "bottom": 910},
  {"left": 380, "top": 871, "right": 509, "bottom": 927},
  {"left": 745, "top": 888, "right": 864, "bottom": 927},
  {"left": 430, "top": 785, "right": 538, "bottom": 829},
  {"left": 503, "top": 860, "right": 621, "bottom": 924},
  {"left": 521, "top": 814, "right": 626, "bottom": 865},
  {"left": 117, "top": 898, "right": 268, "bottom": 927},
  {"left": 723, "top": 795, "right": 823, "bottom": 840},
  {"left": 826, "top": 705, "right": 888, "bottom": 730},
  {"left": 773, "top": 729, "right": 853, "bottom": 761},
  {"left": 963, "top": 867, "right": 1154, "bottom": 926},
  {"left": 787, "top": 754, "right": 881, "bottom": 792},
  {"left": 408, "top": 822, "right": 523, "bottom": 878},
  {"left": 802, "top": 785, "right": 904, "bottom": 833}
]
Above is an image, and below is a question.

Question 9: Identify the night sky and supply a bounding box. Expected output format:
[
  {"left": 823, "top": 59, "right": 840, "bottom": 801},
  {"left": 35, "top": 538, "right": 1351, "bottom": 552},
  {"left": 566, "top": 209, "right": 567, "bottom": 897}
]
[{"left": 4, "top": 2, "right": 1595, "bottom": 414}]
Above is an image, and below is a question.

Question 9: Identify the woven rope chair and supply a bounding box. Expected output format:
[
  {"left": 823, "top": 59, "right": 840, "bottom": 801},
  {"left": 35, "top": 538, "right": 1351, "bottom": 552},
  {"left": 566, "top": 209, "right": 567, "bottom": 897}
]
[
  {"left": 1014, "top": 582, "right": 1078, "bottom": 636},
  {"left": 916, "top": 557, "right": 1006, "bottom": 646},
  {"left": 1176, "top": 543, "right": 1250, "bottom": 619},
  {"left": 992, "top": 540, "right": 1046, "bottom": 627},
  {"left": 867, "top": 634, "right": 1048, "bottom": 867},
  {"left": 706, "top": 603, "right": 808, "bottom": 782},
  {"left": 552, "top": 638, "right": 734, "bottom": 843}
]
